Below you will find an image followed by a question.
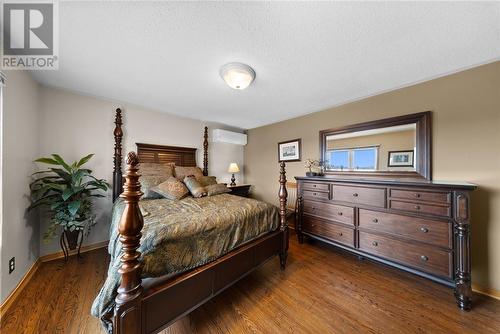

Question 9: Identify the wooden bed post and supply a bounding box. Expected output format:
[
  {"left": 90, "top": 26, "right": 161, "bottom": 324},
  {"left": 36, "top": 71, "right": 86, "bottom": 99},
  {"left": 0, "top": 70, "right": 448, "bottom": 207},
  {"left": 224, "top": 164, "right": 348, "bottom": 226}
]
[
  {"left": 114, "top": 152, "right": 144, "bottom": 334},
  {"left": 203, "top": 126, "right": 209, "bottom": 176},
  {"left": 278, "top": 161, "right": 289, "bottom": 270},
  {"left": 113, "top": 108, "right": 123, "bottom": 201}
]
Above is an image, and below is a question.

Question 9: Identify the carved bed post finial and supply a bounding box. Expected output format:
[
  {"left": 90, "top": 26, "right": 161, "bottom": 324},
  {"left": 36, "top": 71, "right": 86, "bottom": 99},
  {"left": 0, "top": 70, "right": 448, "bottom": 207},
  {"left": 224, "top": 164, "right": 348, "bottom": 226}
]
[
  {"left": 278, "top": 161, "right": 289, "bottom": 270},
  {"left": 114, "top": 152, "right": 144, "bottom": 334},
  {"left": 113, "top": 108, "right": 123, "bottom": 201},
  {"left": 203, "top": 126, "right": 209, "bottom": 176}
]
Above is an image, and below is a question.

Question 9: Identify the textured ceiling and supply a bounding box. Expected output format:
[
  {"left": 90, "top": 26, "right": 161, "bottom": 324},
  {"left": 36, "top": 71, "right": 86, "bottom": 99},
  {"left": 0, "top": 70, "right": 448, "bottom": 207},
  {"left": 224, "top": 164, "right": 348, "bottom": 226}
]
[{"left": 31, "top": 2, "right": 500, "bottom": 129}]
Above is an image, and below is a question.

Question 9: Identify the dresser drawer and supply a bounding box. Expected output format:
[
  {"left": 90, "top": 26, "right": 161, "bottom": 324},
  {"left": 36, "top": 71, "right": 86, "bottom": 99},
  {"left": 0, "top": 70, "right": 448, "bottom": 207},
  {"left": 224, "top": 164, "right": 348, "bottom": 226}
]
[
  {"left": 303, "top": 201, "right": 354, "bottom": 226},
  {"left": 303, "top": 190, "right": 330, "bottom": 201},
  {"left": 390, "top": 188, "right": 451, "bottom": 204},
  {"left": 390, "top": 200, "right": 451, "bottom": 217},
  {"left": 359, "top": 231, "right": 452, "bottom": 278},
  {"left": 359, "top": 209, "right": 452, "bottom": 248},
  {"left": 331, "top": 184, "right": 386, "bottom": 208},
  {"left": 302, "top": 182, "right": 330, "bottom": 192},
  {"left": 302, "top": 216, "right": 354, "bottom": 247}
]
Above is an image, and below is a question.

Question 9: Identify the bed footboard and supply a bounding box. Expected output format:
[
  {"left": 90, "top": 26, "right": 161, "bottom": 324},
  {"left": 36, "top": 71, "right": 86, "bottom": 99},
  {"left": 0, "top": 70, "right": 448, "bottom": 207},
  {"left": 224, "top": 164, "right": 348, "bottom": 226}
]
[{"left": 112, "top": 153, "right": 288, "bottom": 334}]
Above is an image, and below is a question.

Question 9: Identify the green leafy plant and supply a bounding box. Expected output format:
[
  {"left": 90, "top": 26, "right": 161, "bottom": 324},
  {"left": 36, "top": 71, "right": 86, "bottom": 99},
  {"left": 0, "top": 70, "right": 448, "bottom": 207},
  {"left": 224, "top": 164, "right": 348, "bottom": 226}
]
[{"left": 28, "top": 154, "right": 109, "bottom": 243}]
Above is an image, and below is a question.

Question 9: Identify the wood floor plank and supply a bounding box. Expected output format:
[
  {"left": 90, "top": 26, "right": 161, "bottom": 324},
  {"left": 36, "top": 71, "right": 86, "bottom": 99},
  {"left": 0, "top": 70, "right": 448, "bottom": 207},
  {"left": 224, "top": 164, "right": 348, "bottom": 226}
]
[{"left": 2, "top": 234, "right": 499, "bottom": 334}]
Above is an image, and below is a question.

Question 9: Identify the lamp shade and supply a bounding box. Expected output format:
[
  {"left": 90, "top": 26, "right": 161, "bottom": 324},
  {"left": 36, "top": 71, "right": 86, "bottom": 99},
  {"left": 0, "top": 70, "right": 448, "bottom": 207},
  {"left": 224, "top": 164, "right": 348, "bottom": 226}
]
[{"left": 228, "top": 163, "right": 240, "bottom": 173}]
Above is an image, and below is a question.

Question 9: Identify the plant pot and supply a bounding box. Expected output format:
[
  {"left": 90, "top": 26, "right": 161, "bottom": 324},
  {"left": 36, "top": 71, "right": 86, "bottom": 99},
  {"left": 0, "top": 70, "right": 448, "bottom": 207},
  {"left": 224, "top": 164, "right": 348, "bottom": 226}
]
[
  {"left": 64, "top": 229, "right": 82, "bottom": 250},
  {"left": 61, "top": 229, "right": 84, "bottom": 261},
  {"left": 305, "top": 172, "right": 317, "bottom": 177}
]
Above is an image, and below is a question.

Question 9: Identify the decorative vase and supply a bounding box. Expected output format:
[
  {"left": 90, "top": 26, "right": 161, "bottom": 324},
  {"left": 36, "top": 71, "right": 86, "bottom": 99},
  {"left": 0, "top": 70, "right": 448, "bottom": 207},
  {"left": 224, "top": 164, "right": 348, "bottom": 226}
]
[{"left": 60, "top": 229, "right": 83, "bottom": 261}]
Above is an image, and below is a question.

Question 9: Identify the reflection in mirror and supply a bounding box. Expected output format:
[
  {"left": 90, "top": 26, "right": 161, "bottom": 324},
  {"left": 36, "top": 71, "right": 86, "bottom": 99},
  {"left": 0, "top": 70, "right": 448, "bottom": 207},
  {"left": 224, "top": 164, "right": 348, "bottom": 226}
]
[{"left": 325, "top": 124, "right": 416, "bottom": 172}]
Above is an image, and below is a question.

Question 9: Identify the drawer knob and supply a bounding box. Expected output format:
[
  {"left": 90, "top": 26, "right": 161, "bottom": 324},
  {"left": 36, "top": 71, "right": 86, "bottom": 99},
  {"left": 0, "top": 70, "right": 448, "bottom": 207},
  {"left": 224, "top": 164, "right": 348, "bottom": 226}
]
[
  {"left": 313, "top": 185, "right": 317, "bottom": 188},
  {"left": 372, "top": 218, "right": 379, "bottom": 223},
  {"left": 372, "top": 241, "right": 378, "bottom": 247},
  {"left": 339, "top": 232, "right": 343, "bottom": 236},
  {"left": 353, "top": 193, "right": 359, "bottom": 197},
  {"left": 415, "top": 193, "right": 421, "bottom": 198},
  {"left": 420, "top": 227, "right": 429, "bottom": 233},
  {"left": 337, "top": 212, "right": 343, "bottom": 216},
  {"left": 312, "top": 206, "right": 316, "bottom": 210},
  {"left": 313, "top": 193, "right": 317, "bottom": 196},
  {"left": 420, "top": 255, "right": 429, "bottom": 262},
  {"left": 414, "top": 205, "right": 421, "bottom": 210}
]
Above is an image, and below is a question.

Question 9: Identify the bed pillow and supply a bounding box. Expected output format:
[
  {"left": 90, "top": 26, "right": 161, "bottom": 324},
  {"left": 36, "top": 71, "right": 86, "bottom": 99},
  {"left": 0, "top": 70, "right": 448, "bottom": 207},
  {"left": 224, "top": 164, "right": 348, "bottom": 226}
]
[
  {"left": 174, "top": 166, "right": 204, "bottom": 180},
  {"left": 140, "top": 162, "right": 175, "bottom": 178},
  {"left": 138, "top": 163, "right": 175, "bottom": 199},
  {"left": 183, "top": 176, "right": 207, "bottom": 198},
  {"left": 140, "top": 175, "right": 166, "bottom": 199},
  {"left": 205, "top": 183, "right": 231, "bottom": 197},
  {"left": 151, "top": 177, "right": 190, "bottom": 200},
  {"left": 197, "top": 176, "right": 217, "bottom": 187}
]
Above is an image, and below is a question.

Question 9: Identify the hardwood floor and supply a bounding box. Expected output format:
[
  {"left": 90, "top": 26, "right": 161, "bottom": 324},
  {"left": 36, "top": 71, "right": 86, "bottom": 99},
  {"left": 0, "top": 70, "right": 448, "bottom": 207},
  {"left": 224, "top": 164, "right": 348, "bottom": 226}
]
[{"left": 2, "top": 235, "right": 500, "bottom": 334}]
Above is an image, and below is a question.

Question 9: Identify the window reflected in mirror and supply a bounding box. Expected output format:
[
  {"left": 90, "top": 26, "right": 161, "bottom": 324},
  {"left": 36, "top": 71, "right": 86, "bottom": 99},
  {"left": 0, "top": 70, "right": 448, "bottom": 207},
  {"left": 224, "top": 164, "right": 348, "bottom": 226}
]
[{"left": 325, "top": 124, "right": 416, "bottom": 172}]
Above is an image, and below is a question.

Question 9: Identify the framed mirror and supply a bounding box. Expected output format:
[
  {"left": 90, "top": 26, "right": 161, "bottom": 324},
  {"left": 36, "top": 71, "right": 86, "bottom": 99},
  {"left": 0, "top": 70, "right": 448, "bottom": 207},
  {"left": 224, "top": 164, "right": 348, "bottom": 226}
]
[{"left": 319, "top": 111, "right": 431, "bottom": 180}]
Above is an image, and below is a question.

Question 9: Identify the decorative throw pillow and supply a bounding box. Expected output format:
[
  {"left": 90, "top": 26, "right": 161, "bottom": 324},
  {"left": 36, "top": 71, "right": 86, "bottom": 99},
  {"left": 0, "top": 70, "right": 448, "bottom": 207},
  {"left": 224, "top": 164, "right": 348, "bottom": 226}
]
[
  {"left": 174, "top": 166, "right": 204, "bottom": 180},
  {"left": 140, "top": 175, "right": 166, "bottom": 199},
  {"left": 140, "top": 162, "right": 175, "bottom": 178},
  {"left": 205, "top": 183, "right": 231, "bottom": 197},
  {"left": 183, "top": 176, "right": 207, "bottom": 198},
  {"left": 151, "top": 177, "right": 190, "bottom": 200},
  {"left": 197, "top": 176, "right": 217, "bottom": 187}
]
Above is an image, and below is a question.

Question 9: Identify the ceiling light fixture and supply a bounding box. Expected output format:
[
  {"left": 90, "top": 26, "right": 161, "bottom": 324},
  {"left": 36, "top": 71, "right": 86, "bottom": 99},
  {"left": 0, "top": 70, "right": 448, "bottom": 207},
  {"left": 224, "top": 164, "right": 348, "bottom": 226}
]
[{"left": 220, "top": 62, "right": 256, "bottom": 90}]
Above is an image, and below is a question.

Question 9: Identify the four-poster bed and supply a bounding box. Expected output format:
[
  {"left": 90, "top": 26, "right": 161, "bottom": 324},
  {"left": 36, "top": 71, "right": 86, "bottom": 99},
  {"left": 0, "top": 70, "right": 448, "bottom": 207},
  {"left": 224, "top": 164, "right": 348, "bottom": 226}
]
[{"left": 100, "top": 108, "right": 289, "bottom": 334}]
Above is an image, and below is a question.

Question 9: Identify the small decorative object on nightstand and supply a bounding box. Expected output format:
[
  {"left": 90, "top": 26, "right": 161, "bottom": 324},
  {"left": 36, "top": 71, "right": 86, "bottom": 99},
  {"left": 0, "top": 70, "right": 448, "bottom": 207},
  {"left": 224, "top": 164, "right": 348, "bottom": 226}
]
[
  {"left": 227, "top": 184, "right": 251, "bottom": 197},
  {"left": 228, "top": 162, "right": 240, "bottom": 186}
]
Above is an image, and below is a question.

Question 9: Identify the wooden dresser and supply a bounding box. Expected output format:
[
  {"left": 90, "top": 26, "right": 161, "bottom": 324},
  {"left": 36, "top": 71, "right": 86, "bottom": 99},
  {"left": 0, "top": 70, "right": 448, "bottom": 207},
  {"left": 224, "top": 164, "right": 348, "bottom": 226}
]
[{"left": 295, "top": 176, "right": 476, "bottom": 310}]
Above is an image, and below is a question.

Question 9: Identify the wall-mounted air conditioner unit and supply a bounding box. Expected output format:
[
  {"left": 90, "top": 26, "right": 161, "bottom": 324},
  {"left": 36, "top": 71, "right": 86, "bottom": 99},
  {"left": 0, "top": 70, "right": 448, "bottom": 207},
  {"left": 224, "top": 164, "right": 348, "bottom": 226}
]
[{"left": 212, "top": 129, "right": 247, "bottom": 146}]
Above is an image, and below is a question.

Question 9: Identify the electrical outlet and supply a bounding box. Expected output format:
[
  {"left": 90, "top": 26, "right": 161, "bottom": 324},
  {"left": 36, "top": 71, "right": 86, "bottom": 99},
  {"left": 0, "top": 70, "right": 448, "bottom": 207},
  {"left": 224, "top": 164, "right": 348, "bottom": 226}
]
[{"left": 9, "top": 257, "right": 15, "bottom": 274}]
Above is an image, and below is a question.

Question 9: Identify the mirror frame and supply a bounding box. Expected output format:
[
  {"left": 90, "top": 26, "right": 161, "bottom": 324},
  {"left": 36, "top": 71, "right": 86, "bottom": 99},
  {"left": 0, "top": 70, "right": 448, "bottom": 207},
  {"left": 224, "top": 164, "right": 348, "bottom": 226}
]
[{"left": 319, "top": 111, "right": 432, "bottom": 180}]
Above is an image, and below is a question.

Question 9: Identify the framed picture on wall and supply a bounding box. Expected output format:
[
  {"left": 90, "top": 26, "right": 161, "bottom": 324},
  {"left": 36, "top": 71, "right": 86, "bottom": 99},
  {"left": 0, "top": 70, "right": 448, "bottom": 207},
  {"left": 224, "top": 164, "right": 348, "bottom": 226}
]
[
  {"left": 388, "top": 150, "right": 414, "bottom": 167},
  {"left": 278, "top": 139, "right": 301, "bottom": 162}
]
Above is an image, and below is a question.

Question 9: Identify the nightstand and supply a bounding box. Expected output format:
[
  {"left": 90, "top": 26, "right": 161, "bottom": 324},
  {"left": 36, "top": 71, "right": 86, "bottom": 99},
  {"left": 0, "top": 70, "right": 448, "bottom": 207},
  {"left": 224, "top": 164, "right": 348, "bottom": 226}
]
[{"left": 227, "top": 184, "right": 251, "bottom": 197}]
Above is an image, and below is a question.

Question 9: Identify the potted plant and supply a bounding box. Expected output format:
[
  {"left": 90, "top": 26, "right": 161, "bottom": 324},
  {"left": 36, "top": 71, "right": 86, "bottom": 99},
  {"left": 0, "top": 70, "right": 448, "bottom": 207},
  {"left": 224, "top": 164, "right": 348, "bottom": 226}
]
[
  {"left": 304, "top": 159, "right": 319, "bottom": 177},
  {"left": 316, "top": 160, "right": 326, "bottom": 176},
  {"left": 28, "top": 154, "right": 109, "bottom": 260}
]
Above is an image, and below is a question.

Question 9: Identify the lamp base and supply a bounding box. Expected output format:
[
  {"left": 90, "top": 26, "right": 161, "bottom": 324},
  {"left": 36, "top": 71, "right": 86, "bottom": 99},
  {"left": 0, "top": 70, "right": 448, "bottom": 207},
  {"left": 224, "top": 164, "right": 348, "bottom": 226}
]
[{"left": 230, "top": 174, "right": 236, "bottom": 186}]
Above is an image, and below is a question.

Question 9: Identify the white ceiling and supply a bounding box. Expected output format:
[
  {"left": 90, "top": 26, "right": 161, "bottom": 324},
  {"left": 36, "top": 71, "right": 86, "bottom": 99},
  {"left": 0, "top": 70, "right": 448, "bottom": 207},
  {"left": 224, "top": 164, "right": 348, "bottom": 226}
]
[{"left": 30, "top": 2, "right": 500, "bottom": 129}]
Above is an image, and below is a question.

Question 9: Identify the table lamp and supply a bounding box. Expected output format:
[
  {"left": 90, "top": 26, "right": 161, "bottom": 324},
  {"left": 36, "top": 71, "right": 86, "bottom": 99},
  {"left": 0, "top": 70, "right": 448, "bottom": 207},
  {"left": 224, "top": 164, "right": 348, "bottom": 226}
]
[{"left": 228, "top": 163, "right": 240, "bottom": 186}]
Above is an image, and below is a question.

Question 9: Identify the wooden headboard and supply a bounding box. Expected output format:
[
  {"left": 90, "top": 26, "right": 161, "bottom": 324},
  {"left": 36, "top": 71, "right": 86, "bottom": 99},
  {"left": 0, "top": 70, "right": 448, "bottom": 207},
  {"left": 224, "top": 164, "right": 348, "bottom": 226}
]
[
  {"left": 136, "top": 143, "right": 197, "bottom": 166},
  {"left": 112, "top": 108, "right": 209, "bottom": 200}
]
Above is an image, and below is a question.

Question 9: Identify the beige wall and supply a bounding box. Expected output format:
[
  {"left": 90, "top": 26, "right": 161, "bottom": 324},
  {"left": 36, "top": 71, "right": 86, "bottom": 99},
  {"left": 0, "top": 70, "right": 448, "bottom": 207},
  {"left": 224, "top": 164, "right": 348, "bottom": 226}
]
[
  {"left": 0, "top": 80, "right": 245, "bottom": 302},
  {"left": 37, "top": 86, "right": 245, "bottom": 255},
  {"left": 327, "top": 130, "right": 415, "bottom": 171},
  {"left": 1, "top": 71, "right": 40, "bottom": 303},
  {"left": 245, "top": 61, "right": 500, "bottom": 292}
]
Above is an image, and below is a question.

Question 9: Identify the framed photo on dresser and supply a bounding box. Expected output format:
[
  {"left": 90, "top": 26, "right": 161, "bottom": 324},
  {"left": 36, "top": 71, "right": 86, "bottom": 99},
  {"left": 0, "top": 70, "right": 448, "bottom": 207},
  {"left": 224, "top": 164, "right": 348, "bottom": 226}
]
[
  {"left": 278, "top": 138, "right": 301, "bottom": 162},
  {"left": 388, "top": 150, "right": 414, "bottom": 167}
]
